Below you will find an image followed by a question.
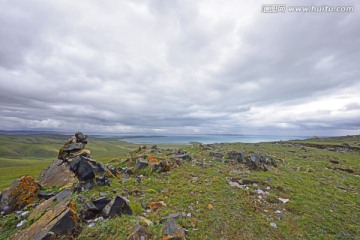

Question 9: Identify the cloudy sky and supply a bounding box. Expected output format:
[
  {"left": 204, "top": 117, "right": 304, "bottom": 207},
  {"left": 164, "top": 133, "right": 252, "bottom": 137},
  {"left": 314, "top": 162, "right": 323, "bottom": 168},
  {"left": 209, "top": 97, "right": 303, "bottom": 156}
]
[{"left": 0, "top": 0, "right": 359, "bottom": 136}]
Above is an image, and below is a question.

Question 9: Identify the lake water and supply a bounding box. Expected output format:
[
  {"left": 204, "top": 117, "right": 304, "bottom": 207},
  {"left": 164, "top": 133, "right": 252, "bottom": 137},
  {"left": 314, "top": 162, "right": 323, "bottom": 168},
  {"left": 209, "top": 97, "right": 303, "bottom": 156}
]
[{"left": 120, "top": 135, "right": 308, "bottom": 144}]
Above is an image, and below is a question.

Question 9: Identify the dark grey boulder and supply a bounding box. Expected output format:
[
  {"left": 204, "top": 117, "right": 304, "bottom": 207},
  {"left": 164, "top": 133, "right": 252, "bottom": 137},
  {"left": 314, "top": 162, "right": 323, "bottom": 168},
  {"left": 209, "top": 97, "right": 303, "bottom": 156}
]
[
  {"left": 63, "top": 142, "right": 85, "bottom": 151},
  {"left": 92, "top": 197, "right": 111, "bottom": 211},
  {"left": 69, "top": 156, "right": 95, "bottom": 182},
  {"left": 75, "top": 132, "right": 87, "bottom": 143},
  {"left": 102, "top": 196, "right": 132, "bottom": 218}
]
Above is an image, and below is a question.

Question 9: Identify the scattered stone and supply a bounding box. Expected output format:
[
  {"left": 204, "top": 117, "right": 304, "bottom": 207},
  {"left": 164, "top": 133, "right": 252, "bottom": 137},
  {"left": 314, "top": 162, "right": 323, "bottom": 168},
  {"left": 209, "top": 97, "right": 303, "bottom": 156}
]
[
  {"left": 16, "top": 220, "right": 27, "bottom": 228},
  {"left": 127, "top": 224, "right": 152, "bottom": 240},
  {"left": 99, "top": 192, "right": 107, "bottom": 197},
  {"left": 160, "top": 213, "right": 180, "bottom": 223},
  {"left": 102, "top": 196, "right": 132, "bottom": 218},
  {"left": 92, "top": 197, "right": 111, "bottom": 211},
  {"left": 150, "top": 160, "right": 172, "bottom": 173},
  {"left": 278, "top": 197, "right": 289, "bottom": 204},
  {"left": 330, "top": 160, "right": 340, "bottom": 164},
  {"left": 20, "top": 211, "right": 29, "bottom": 217},
  {"left": 148, "top": 201, "right": 167, "bottom": 211},
  {"left": 227, "top": 151, "right": 244, "bottom": 163},
  {"left": 88, "top": 222, "right": 95, "bottom": 228},
  {"left": 334, "top": 167, "right": 354, "bottom": 173},
  {"left": 38, "top": 159, "right": 78, "bottom": 188},
  {"left": 134, "top": 158, "right": 149, "bottom": 171},
  {"left": 176, "top": 154, "right": 192, "bottom": 161},
  {"left": 96, "top": 175, "right": 111, "bottom": 186},
  {"left": 163, "top": 219, "right": 186, "bottom": 240},
  {"left": 210, "top": 152, "right": 224, "bottom": 159},
  {"left": 270, "top": 222, "right": 277, "bottom": 228},
  {"left": 139, "top": 216, "right": 154, "bottom": 226},
  {"left": 38, "top": 191, "right": 57, "bottom": 200},
  {"left": 190, "top": 177, "right": 199, "bottom": 182}
]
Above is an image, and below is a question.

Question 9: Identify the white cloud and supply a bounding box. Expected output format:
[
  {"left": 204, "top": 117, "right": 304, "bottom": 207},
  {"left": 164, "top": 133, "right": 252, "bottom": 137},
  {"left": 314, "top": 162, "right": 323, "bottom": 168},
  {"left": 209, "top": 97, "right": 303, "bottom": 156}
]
[{"left": 0, "top": 0, "right": 359, "bottom": 135}]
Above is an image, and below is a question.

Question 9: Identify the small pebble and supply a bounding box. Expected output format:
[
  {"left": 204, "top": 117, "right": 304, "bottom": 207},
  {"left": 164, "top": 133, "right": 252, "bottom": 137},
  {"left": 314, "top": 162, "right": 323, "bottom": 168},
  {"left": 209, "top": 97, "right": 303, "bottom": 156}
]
[{"left": 270, "top": 222, "right": 277, "bottom": 228}]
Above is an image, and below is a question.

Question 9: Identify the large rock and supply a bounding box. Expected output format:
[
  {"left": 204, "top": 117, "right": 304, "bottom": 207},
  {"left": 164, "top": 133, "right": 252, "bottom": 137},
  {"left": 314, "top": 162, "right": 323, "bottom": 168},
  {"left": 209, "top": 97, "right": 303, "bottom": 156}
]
[
  {"left": 0, "top": 176, "right": 40, "bottom": 213},
  {"left": 12, "top": 199, "right": 78, "bottom": 240},
  {"left": 102, "top": 196, "right": 132, "bottom": 218},
  {"left": 69, "top": 156, "right": 96, "bottom": 182},
  {"left": 38, "top": 159, "right": 79, "bottom": 188}
]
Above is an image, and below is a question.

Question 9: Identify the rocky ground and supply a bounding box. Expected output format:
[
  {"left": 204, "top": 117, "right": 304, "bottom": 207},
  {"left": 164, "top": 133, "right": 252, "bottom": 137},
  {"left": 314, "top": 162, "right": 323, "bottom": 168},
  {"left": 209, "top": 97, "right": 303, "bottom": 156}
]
[{"left": 0, "top": 133, "right": 359, "bottom": 239}]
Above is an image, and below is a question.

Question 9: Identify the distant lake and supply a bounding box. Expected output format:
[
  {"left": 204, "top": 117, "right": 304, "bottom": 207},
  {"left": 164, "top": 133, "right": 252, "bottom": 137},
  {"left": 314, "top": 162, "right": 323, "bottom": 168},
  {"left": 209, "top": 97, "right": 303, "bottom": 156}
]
[{"left": 119, "top": 135, "right": 308, "bottom": 144}]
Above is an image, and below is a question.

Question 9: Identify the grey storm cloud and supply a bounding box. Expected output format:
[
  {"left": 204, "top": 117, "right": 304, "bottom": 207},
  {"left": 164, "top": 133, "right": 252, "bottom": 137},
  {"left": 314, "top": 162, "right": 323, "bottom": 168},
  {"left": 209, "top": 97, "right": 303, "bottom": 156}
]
[{"left": 0, "top": 0, "right": 359, "bottom": 135}]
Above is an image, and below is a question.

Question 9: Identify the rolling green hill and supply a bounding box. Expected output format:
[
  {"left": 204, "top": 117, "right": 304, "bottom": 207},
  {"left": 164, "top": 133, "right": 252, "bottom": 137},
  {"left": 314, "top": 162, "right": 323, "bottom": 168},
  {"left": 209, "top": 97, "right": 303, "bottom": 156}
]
[
  {"left": 0, "top": 134, "right": 359, "bottom": 239},
  {"left": 0, "top": 134, "right": 137, "bottom": 190}
]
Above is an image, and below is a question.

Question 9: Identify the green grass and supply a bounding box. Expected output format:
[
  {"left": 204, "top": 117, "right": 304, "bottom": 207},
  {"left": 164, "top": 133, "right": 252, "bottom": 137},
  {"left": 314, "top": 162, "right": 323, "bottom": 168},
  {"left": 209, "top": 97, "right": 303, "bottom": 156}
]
[{"left": 0, "top": 134, "right": 359, "bottom": 239}]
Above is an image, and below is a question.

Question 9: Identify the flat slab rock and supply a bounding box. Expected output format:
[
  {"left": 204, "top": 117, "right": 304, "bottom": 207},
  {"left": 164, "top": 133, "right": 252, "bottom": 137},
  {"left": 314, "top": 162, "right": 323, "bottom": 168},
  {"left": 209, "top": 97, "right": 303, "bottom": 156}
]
[
  {"left": 29, "top": 189, "right": 73, "bottom": 220},
  {"left": 38, "top": 159, "right": 78, "bottom": 188},
  {"left": 12, "top": 199, "right": 78, "bottom": 240}
]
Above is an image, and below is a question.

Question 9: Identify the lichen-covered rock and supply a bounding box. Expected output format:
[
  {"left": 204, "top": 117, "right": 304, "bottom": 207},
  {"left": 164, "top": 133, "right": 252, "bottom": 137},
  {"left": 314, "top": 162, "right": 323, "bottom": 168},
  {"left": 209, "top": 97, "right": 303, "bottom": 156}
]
[
  {"left": 0, "top": 176, "right": 40, "bottom": 213},
  {"left": 12, "top": 200, "right": 79, "bottom": 240},
  {"left": 38, "top": 159, "right": 79, "bottom": 188},
  {"left": 162, "top": 219, "right": 186, "bottom": 240}
]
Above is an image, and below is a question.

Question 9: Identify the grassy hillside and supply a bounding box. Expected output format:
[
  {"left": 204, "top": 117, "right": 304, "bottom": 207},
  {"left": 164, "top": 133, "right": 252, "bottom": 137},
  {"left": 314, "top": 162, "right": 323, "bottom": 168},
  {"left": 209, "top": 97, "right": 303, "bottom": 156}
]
[
  {"left": 0, "top": 134, "right": 359, "bottom": 239},
  {"left": 0, "top": 134, "right": 137, "bottom": 190}
]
